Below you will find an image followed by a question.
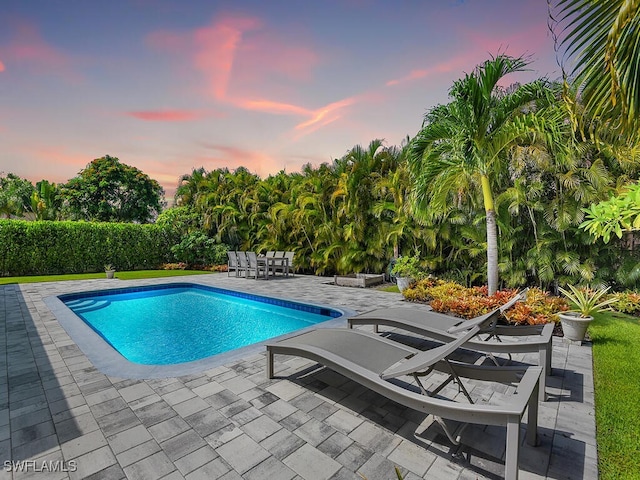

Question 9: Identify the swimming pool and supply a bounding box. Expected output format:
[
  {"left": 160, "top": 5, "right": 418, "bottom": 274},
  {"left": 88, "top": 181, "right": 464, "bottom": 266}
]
[{"left": 47, "top": 282, "right": 351, "bottom": 378}]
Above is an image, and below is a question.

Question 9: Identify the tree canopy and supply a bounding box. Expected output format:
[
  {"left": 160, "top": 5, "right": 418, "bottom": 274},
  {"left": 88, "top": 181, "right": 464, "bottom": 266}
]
[
  {"left": 0, "top": 173, "right": 35, "bottom": 218},
  {"left": 553, "top": 0, "right": 640, "bottom": 132},
  {"left": 61, "top": 155, "right": 164, "bottom": 223}
]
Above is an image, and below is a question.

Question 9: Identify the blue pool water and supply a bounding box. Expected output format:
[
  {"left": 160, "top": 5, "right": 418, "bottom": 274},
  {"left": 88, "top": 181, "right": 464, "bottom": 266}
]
[{"left": 60, "top": 284, "right": 339, "bottom": 365}]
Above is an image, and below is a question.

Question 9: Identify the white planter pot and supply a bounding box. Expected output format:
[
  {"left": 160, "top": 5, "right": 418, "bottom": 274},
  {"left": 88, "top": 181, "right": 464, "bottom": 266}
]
[
  {"left": 105, "top": 270, "right": 116, "bottom": 279},
  {"left": 559, "top": 312, "right": 593, "bottom": 342},
  {"left": 396, "top": 277, "right": 414, "bottom": 293}
]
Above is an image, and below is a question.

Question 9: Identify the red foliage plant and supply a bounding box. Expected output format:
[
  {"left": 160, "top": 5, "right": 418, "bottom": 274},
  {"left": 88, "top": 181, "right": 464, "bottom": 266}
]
[{"left": 404, "top": 279, "right": 568, "bottom": 325}]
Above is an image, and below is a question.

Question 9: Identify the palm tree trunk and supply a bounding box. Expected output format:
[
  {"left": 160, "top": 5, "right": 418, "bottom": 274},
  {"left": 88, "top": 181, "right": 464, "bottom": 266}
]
[
  {"left": 486, "top": 208, "right": 499, "bottom": 295},
  {"left": 481, "top": 174, "right": 499, "bottom": 295}
]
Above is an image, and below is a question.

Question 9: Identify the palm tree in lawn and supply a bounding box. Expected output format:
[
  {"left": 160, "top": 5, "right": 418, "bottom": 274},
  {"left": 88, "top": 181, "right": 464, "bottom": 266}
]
[
  {"left": 409, "top": 55, "right": 555, "bottom": 294},
  {"left": 552, "top": 0, "right": 640, "bottom": 133}
]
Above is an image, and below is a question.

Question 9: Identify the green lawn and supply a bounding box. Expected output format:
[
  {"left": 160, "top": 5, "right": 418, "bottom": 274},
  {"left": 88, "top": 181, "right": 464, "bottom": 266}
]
[
  {"left": 590, "top": 311, "right": 640, "bottom": 479},
  {"left": 378, "top": 284, "right": 400, "bottom": 293},
  {"left": 0, "top": 269, "right": 212, "bottom": 285}
]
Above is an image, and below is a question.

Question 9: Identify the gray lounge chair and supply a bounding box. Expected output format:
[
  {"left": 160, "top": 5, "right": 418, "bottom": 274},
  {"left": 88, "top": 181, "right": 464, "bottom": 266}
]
[
  {"left": 348, "top": 289, "right": 553, "bottom": 401},
  {"left": 266, "top": 313, "right": 541, "bottom": 480}
]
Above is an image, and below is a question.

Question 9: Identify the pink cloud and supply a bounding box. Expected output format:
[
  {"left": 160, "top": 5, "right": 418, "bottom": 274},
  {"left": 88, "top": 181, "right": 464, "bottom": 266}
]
[
  {"left": 0, "top": 59, "right": 5, "bottom": 72},
  {"left": 385, "top": 20, "right": 554, "bottom": 91},
  {"left": 148, "top": 13, "right": 319, "bottom": 101},
  {"left": 148, "top": 14, "right": 262, "bottom": 101},
  {"left": 233, "top": 94, "right": 359, "bottom": 140},
  {"left": 235, "top": 99, "right": 312, "bottom": 116},
  {"left": 294, "top": 97, "right": 356, "bottom": 132},
  {"left": 0, "top": 19, "right": 78, "bottom": 80},
  {"left": 125, "top": 109, "right": 209, "bottom": 122},
  {"left": 386, "top": 55, "right": 479, "bottom": 87},
  {"left": 196, "top": 143, "right": 283, "bottom": 176},
  {"left": 192, "top": 16, "right": 262, "bottom": 100}
]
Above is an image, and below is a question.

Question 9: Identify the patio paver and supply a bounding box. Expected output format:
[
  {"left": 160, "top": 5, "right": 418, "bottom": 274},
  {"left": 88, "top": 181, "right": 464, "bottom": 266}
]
[{"left": 1, "top": 273, "right": 597, "bottom": 479}]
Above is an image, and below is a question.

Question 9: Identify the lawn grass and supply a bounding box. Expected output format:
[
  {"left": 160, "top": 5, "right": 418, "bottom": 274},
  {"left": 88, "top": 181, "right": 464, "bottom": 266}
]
[
  {"left": 589, "top": 310, "right": 640, "bottom": 479},
  {"left": 0, "top": 269, "right": 212, "bottom": 285},
  {"left": 378, "top": 284, "right": 400, "bottom": 293}
]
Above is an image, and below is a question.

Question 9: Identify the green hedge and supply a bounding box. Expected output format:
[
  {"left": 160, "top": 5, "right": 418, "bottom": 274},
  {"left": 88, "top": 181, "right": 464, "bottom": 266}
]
[{"left": 0, "top": 220, "right": 180, "bottom": 276}]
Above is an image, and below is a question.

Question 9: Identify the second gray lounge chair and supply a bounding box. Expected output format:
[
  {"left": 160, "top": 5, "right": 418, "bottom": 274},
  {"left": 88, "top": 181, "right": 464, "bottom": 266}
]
[
  {"left": 348, "top": 289, "right": 553, "bottom": 400},
  {"left": 266, "top": 311, "right": 541, "bottom": 480}
]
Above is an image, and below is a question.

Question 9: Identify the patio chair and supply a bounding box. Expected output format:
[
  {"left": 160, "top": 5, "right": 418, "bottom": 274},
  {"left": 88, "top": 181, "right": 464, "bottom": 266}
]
[
  {"left": 226, "top": 251, "right": 239, "bottom": 277},
  {"left": 266, "top": 251, "right": 275, "bottom": 257},
  {"left": 266, "top": 316, "right": 541, "bottom": 480},
  {"left": 273, "top": 251, "right": 294, "bottom": 276},
  {"left": 284, "top": 251, "right": 294, "bottom": 276},
  {"left": 347, "top": 288, "right": 553, "bottom": 401},
  {"left": 269, "top": 251, "right": 286, "bottom": 276},
  {"left": 245, "top": 251, "right": 268, "bottom": 280},
  {"left": 236, "top": 251, "right": 249, "bottom": 277}
]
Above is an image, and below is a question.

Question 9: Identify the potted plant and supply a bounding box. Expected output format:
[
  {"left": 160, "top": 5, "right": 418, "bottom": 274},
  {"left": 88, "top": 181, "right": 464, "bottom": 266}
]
[
  {"left": 104, "top": 264, "right": 116, "bottom": 279},
  {"left": 557, "top": 284, "right": 616, "bottom": 342},
  {"left": 391, "top": 254, "right": 425, "bottom": 292}
]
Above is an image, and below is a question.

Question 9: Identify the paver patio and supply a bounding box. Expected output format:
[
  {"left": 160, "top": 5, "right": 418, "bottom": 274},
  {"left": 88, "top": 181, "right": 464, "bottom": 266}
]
[{"left": 0, "top": 274, "right": 597, "bottom": 479}]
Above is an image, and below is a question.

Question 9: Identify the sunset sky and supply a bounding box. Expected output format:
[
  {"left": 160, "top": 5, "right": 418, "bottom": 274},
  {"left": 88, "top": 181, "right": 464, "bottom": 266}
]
[{"left": 1, "top": 0, "right": 565, "bottom": 199}]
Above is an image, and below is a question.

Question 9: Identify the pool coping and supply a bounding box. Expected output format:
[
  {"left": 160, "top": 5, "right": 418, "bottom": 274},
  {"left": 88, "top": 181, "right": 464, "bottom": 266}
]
[{"left": 44, "top": 281, "right": 357, "bottom": 379}]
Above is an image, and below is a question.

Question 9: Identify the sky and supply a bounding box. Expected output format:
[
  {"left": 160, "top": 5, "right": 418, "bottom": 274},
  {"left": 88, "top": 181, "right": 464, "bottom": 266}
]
[{"left": 0, "top": 0, "right": 565, "bottom": 200}]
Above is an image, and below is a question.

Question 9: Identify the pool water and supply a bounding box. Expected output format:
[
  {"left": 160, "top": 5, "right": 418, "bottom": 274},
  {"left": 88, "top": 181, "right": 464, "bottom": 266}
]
[{"left": 61, "top": 284, "right": 338, "bottom": 365}]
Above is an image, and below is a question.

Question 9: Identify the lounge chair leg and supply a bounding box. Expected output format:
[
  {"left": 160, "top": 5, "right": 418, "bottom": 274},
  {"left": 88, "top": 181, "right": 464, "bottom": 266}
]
[
  {"left": 414, "top": 361, "right": 474, "bottom": 404},
  {"left": 505, "top": 418, "right": 521, "bottom": 480},
  {"left": 527, "top": 378, "right": 540, "bottom": 446},
  {"left": 433, "top": 416, "right": 467, "bottom": 445},
  {"left": 266, "top": 348, "right": 274, "bottom": 379},
  {"left": 538, "top": 346, "right": 548, "bottom": 401}
]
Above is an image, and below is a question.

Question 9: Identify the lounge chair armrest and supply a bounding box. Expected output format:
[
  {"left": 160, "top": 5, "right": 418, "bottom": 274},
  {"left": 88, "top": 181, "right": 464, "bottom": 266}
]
[{"left": 494, "top": 322, "right": 554, "bottom": 341}]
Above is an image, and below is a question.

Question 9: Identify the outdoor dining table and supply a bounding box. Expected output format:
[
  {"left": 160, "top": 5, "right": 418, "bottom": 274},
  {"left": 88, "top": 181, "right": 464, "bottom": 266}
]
[{"left": 257, "top": 256, "right": 289, "bottom": 278}]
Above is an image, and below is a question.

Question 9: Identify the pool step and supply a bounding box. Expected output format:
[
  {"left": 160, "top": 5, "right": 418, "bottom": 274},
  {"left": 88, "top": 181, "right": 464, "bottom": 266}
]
[{"left": 66, "top": 298, "right": 111, "bottom": 313}]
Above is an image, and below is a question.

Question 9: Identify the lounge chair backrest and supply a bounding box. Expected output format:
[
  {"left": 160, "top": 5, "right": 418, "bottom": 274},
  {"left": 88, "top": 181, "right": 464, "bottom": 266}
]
[
  {"left": 237, "top": 251, "right": 248, "bottom": 267},
  {"left": 227, "top": 251, "right": 238, "bottom": 267},
  {"left": 266, "top": 251, "right": 275, "bottom": 257},
  {"left": 446, "top": 308, "right": 501, "bottom": 334},
  {"left": 275, "top": 251, "right": 285, "bottom": 257},
  {"left": 284, "top": 251, "right": 294, "bottom": 263},
  {"left": 499, "top": 288, "right": 529, "bottom": 313},
  {"left": 380, "top": 325, "right": 481, "bottom": 380}
]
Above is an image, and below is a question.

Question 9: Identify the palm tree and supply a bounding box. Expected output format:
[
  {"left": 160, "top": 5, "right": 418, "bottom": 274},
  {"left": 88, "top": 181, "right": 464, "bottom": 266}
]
[
  {"left": 174, "top": 167, "right": 208, "bottom": 207},
  {"left": 409, "top": 55, "right": 555, "bottom": 294},
  {"left": 31, "top": 180, "right": 62, "bottom": 220},
  {"left": 552, "top": 0, "right": 640, "bottom": 132}
]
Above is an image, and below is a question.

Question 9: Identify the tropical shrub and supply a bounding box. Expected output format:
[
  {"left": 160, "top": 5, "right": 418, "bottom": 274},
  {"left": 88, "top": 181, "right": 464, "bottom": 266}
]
[
  {"left": 403, "top": 279, "right": 467, "bottom": 303},
  {"left": 404, "top": 278, "right": 566, "bottom": 325},
  {"left": 503, "top": 288, "right": 569, "bottom": 325},
  {"left": 170, "top": 233, "right": 229, "bottom": 267},
  {"left": 390, "top": 254, "right": 427, "bottom": 279},
  {"left": 610, "top": 291, "right": 640, "bottom": 316}
]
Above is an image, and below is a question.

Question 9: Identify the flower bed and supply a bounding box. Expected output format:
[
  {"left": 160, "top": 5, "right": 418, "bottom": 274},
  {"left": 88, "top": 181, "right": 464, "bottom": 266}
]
[{"left": 403, "top": 278, "right": 568, "bottom": 325}]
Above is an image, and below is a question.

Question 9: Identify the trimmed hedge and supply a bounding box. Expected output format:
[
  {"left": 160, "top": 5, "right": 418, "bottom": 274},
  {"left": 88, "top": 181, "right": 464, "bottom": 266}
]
[{"left": 0, "top": 220, "right": 180, "bottom": 276}]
